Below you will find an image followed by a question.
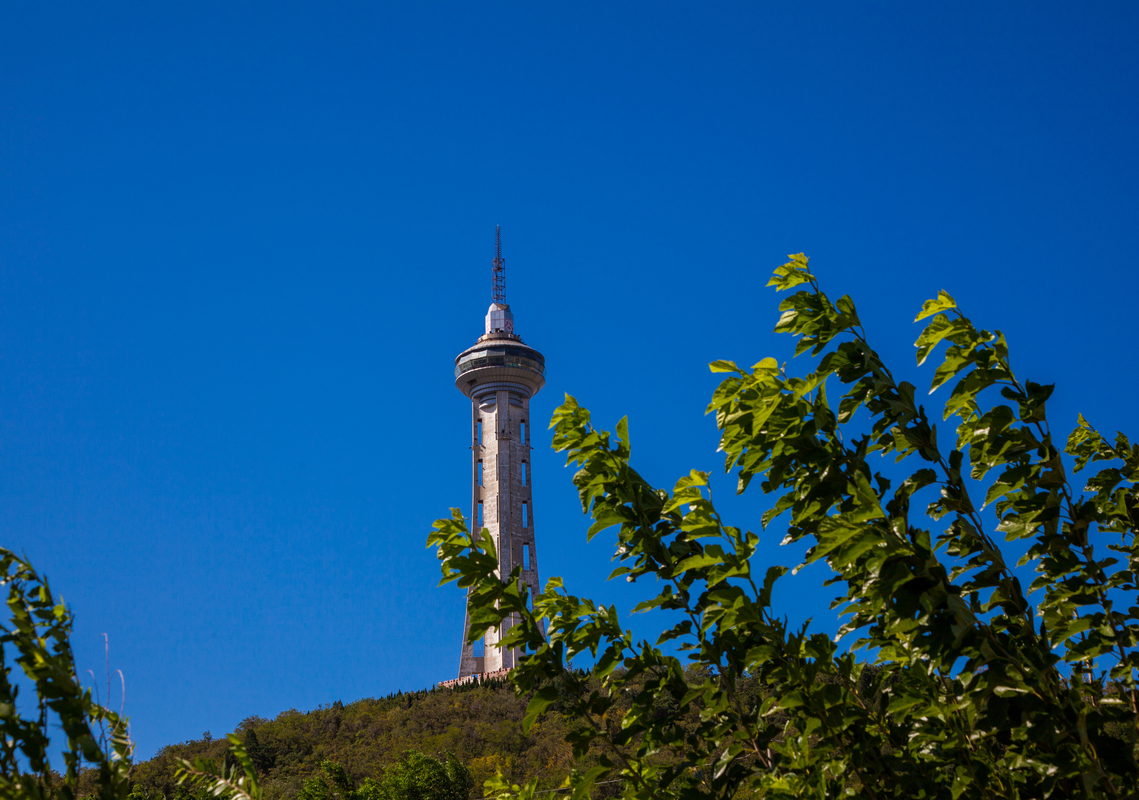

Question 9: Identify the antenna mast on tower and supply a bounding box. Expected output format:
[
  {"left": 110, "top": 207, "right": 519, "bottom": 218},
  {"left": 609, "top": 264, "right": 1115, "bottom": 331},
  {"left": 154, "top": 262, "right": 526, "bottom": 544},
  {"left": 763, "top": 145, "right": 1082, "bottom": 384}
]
[{"left": 492, "top": 225, "right": 506, "bottom": 305}]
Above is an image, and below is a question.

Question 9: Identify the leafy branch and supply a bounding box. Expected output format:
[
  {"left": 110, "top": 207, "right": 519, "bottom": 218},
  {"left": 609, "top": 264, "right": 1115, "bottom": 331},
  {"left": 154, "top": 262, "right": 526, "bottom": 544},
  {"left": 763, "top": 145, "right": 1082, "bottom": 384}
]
[
  {"left": 0, "top": 549, "right": 133, "bottom": 800},
  {"left": 431, "top": 253, "right": 1139, "bottom": 799}
]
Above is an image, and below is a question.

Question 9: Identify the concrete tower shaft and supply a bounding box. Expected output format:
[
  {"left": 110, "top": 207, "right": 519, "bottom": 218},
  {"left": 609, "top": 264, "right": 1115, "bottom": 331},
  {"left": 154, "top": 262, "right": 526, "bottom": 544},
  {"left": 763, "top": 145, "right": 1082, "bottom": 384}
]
[{"left": 450, "top": 233, "right": 546, "bottom": 680}]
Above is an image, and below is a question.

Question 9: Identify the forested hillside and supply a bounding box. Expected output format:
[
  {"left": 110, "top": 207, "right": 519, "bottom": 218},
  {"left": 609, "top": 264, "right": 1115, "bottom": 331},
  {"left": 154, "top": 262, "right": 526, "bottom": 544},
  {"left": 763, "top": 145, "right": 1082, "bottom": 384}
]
[
  {"left": 89, "top": 664, "right": 724, "bottom": 800},
  {"left": 115, "top": 676, "right": 581, "bottom": 800}
]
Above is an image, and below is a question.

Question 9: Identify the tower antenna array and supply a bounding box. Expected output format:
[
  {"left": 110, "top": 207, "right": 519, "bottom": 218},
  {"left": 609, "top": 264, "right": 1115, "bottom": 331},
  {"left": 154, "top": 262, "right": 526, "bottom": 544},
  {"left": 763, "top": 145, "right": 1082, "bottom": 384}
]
[{"left": 492, "top": 225, "right": 506, "bottom": 305}]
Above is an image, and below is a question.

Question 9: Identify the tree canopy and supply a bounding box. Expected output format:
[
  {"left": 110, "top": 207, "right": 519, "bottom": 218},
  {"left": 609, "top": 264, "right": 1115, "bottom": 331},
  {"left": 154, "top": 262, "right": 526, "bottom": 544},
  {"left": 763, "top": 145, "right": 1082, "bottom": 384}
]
[{"left": 430, "top": 254, "right": 1139, "bottom": 799}]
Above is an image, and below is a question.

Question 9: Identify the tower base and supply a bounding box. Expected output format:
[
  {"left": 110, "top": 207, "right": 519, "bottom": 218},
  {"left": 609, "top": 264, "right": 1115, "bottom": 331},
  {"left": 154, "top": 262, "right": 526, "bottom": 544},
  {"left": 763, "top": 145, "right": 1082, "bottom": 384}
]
[{"left": 437, "top": 667, "right": 511, "bottom": 690}]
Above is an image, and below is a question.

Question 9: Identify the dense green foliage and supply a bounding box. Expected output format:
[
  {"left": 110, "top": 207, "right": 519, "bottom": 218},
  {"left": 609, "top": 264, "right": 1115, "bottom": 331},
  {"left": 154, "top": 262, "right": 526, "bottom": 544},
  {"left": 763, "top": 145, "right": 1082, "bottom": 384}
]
[
  {"left": 124, "top": 680, "right": 576, "bottom": 799},
  {"left": 431, "top": 254, "right": 1139, "bottom": 798},
  {"left": 119, "top": 667, "right": 781, "bottom": 800},
  {"left": 294, "top": 752, "right": 474, "bottom": 800},
  {"left": 0, "top": 549, "right": 131, "bottom": 800}
]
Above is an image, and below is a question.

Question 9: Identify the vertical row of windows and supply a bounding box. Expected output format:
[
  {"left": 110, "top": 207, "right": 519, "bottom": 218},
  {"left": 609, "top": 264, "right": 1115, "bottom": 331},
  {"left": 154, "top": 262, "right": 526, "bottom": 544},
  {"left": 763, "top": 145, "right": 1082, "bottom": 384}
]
[
  {"left": 523, "top": 414, "right": 530, "bottom": 581},
  {"left": 473, "top": 413, "right": 537, "bottom": 567},
  {"left": 477, "top": 412, "right": 529, "bottom": 446}
]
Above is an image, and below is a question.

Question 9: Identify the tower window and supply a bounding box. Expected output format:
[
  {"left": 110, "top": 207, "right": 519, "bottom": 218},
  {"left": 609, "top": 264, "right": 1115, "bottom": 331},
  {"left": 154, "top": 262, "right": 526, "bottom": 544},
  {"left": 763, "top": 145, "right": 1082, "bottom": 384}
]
[
  {"left": 520, "top": 421, "right": 527, "bottom": 445},
  {"left": 477, "top": 460, "right": 483, "bottom": 487},
  {"left": 478, "top": 501, "right": 484, "bottom": 527},
  {"left": 473, "top": 638, "right": 484, "bottom": 657},
  {"left": 523, "top": 543, "right": 531, "bottom": 570},
  {"left": 476, "top": 420, "right": 482, "bottom": 446},
  {"left": 521, "top": 461, "right": 528, "bottom": 487},
  {"left": 522, "top": 502, "right": 528, "bottom": 528}
]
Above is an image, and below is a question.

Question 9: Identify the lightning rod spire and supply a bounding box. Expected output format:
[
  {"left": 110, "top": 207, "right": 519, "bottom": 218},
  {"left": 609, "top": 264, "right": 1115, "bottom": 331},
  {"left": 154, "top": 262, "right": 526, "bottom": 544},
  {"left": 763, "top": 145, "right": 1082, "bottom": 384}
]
[{"left": 492, "top": 225, "right": 506, "bottom": 305}]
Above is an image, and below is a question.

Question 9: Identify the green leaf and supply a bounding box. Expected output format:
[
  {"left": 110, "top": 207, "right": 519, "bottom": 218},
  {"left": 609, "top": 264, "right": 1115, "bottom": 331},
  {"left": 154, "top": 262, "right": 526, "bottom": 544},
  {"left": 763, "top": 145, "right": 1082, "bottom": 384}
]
[
  {"left": 760, "top": 565, "right": 787, "bottom": 608},
  {"left": 522, "top": 686, "right": 560, "bottom": 733},
  {"left": 915, "top": 289, "right": 957, "bottom": 321},
  {"left": 767, "top": 253, "right": 814, "bottom": 291},
  {"left": 709, "top": 359, "right": 744, "bottom": 374}
]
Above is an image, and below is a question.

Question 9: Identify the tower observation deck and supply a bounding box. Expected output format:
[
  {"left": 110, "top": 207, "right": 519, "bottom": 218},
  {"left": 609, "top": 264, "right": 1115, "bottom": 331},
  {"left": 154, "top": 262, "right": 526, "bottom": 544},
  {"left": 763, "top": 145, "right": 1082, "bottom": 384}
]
[{"left": 452, "top": 228, "right": 545, "bottom": 679}]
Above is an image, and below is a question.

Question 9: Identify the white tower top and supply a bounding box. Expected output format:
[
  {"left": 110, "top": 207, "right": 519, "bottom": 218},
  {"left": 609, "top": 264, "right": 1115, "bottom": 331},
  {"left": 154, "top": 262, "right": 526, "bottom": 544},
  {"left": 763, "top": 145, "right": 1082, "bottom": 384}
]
[{"left": 485, "top": 302, "right": 514, "bottom": 334}]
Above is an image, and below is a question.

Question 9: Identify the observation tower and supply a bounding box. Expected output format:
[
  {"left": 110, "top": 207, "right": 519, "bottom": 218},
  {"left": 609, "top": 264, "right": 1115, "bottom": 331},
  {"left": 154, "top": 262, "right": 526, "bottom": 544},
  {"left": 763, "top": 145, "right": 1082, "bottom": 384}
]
[{"left": 452, "top": 227, "right": 546, "bottom": 679}]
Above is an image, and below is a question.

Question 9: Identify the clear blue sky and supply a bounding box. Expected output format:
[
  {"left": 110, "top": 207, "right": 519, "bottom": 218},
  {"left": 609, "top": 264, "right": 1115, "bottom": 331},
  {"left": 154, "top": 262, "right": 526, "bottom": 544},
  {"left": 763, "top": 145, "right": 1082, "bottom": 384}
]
[{"left": 2, "top": 2, "right": 1136, "bottom": 761}]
